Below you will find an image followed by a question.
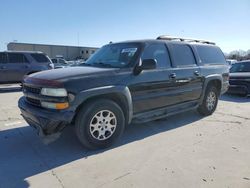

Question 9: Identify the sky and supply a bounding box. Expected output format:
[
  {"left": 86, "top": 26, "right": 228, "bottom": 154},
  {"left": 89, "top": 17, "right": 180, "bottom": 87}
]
[{"left": 0, "top": 0, "right": 249, "bottom": 53}]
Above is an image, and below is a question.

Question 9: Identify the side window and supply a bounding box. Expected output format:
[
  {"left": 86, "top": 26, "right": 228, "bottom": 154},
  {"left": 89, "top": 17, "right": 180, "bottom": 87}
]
[
  {"left": 196, "top": 45, "right": 226, "bottom": 65},
  {"left": 59, "top": 59, "right": 66, "bottom": 64},
  {"left": 31, "top": 54, "right": 50, "bottom": 63},
  {"left": 0, "top": 53, "right": 7, "bottom": 63},
  {"left": 141, "top": 44, "right": 171, "bottom": 68},
  {"left": 170, "top": 44, "right": 196, "bottom": 66},
  {"left": 8, "top": 53, "right": 29, "bottom": 63},
  {"left": 51, "top": 59, "right": 57, "bottom": 64}
]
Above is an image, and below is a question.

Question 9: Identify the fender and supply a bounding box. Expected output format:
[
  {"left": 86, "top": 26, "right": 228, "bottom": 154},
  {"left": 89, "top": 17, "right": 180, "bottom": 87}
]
[
  {"left": 73, "top": 85, "right": 133, "bottom": 124},
  {"left": 199, "top": 74, "right": 222, "bottom": 104}
]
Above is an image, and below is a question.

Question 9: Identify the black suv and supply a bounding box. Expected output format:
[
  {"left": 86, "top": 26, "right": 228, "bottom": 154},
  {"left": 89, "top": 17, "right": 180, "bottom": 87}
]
[
  {"left": 0, "top": 51, "right": 53, "bottom": 84},
  {"left": 18, "top": 36, "right": 229, "bottom": 149}
]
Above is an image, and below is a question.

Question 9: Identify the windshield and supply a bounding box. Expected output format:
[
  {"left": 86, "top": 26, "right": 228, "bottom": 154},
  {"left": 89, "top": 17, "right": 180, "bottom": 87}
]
[
  {"left": 230, "top": 62, "right": 250, "bottom": 73},
  {"left": 81, "top": 43, "right": 141, "bottom": 68}
]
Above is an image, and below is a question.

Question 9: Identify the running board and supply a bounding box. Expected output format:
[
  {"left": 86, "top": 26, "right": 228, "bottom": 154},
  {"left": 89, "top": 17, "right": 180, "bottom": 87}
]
[{"left": 132, "top": 101, "right": 199, "bottom": 124}]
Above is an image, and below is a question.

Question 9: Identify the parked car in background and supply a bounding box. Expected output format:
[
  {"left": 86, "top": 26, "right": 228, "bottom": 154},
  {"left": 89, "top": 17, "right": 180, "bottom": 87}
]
[
  {"left": 226, "top": 59, "right": 237, "bottom": 66},
  {"left": 0, "top": 51, "right": 53, "bottom": 84},
  {"left": 228, "top": 60, "right": 250, "bottom": 96},
  {"left": 51, "top": 58, "right": 69, "bottom": 69},
  {"left": 18, "top": 36, "right": 229, "bottom": 149},
  {"left": 68, "top": 59, "right": 85, "bottom": 66}
]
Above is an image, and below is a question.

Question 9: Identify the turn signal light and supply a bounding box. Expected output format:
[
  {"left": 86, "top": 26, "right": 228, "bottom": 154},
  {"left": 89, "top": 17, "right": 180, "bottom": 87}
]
[{"left": 41, "top": 102, "right": 69, "bottom": 110}]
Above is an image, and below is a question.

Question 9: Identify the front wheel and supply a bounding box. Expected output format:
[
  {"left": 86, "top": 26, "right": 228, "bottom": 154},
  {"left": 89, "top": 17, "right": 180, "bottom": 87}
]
[
  {"left": 75, "top": 99, "right": 125, "bottom": 149},
  {"left": 198, "top": 85, "right": 219, "bottom": 116}
]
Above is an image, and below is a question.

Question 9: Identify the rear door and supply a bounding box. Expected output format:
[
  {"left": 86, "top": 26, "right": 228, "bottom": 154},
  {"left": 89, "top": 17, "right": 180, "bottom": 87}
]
[
  {"left": 167, "top": 43, "right": 203, "bottom": 103},
  {"left": 6, "top": 53, "right": 30, "bottom": 82},
  {"left": 0, "top": 52, "right": 8, "bottom": 83}
]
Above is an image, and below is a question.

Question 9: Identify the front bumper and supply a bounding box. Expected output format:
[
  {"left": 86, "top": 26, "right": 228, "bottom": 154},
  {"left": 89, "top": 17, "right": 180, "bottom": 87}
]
[
  {"left": 221, "top": 81, "right": 229, "bottom": 95},
  {"left": 18, "top": 96, "right": 75, "bottom": 141},
  {"left": 227, "top": 85, "right": 249, "bottom": 95}
]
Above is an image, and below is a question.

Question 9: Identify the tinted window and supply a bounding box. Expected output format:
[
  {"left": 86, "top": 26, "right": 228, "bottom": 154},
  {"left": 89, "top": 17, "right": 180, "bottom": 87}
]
[
  {"left": 31, "top": 54, "right": 50, "bottom": 63},
  {"left": 196, "top": 45, "right": 226, "bottom": 65},
  {"left": 170, "top": 44, "right": 196, "bottom": 66},
  {"left": 0, "top": 53, "right": 7, "bottom": 63},
  {"left": 51, "top": 59, "right": 57, "bottom": 63},
  {"left": 230, "top": 62, "right": 250, "bottom": 73},
  {"left": 8, "top": 53, "right": 29, "bottom": 63},
  {"left": 141, "top": 44, "right": 171, "bottom": 68}
]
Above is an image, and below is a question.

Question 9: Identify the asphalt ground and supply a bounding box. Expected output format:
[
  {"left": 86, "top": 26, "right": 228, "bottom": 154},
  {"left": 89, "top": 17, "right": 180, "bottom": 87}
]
[{"left": 0, "top": 86, "right": 249, "bottom": 188}]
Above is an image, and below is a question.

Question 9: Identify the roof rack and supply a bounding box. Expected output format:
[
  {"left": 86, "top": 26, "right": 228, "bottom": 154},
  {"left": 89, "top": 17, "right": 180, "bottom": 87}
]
[{"left": 157, "top": 35, "right": 216, "bottom": 45}]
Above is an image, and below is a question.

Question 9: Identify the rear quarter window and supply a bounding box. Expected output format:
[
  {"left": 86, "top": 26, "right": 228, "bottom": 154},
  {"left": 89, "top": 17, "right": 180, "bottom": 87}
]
[
  {"left": 170, "top": 44, "right": 196, "bottom": 66},
  {"left": 31, "top": 54, "right": 50, "bottom": 63},
  {"left": 196, "top": 45, "right": 226, "bottom": 65}
]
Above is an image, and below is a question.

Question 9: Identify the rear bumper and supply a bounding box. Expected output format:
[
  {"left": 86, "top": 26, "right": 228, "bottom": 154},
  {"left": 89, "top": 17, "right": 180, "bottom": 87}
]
[{"left": 18, "top": 96, "right": 75, "bottom": 138}]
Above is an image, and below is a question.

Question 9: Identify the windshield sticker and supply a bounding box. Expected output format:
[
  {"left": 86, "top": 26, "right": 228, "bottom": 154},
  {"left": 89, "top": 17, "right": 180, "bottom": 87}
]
[{"left": 121, "top": 48, "right": 137, "bottom": 54}]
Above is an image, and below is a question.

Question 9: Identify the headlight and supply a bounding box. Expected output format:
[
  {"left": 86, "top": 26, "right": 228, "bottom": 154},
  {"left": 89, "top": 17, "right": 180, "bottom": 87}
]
[{"left": 41, "top": 88, "right": 67, "bottom": 97}]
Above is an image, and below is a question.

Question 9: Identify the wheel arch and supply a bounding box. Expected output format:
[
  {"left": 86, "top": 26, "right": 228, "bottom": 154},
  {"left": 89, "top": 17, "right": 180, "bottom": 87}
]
[
  {"left": 199, "top": 75, "right": 222, "bottom": 104},
  {"left": 72, "top": 86, "right": 133, "bottom": 125}
]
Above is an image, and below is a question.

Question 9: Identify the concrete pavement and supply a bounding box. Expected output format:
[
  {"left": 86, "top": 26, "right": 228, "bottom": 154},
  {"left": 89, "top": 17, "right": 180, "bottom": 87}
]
[{"left": 0, "top": 88, "right": 249, "bottom": 188}]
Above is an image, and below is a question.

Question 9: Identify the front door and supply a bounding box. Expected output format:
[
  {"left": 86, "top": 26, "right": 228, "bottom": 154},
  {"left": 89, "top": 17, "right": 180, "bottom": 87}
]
[{"left": 129, "top": 43, "right": 180, "bottom": 114}]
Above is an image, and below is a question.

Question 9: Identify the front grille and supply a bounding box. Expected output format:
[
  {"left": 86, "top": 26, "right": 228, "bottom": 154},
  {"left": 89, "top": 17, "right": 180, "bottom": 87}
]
[
  {"left": 23, "top": 85, "right": 41, "bottom": 94},
  {"left": 26, "top": 97, "right": 41, "bottom": 106},
  {"left": 23, "top": 84, "right": 42, "bottom": 107}
]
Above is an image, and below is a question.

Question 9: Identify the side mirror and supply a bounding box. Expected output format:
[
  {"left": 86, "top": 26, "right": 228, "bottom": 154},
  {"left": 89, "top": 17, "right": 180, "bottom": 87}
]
[
  {"left": 141, "top": 59, "right": 157, "bottom": 70},
  {"left": 133, "top": 59, "right": 157, "bottom": 75}
]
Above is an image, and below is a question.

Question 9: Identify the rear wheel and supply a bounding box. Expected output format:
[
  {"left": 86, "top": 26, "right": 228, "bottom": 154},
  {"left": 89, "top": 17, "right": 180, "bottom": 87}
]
[
  {"left": 198, "top": 85, "right": 219, "bottom": 116},
  {"left": 75, "top": 99, "right": 125, "bottom": 149}
]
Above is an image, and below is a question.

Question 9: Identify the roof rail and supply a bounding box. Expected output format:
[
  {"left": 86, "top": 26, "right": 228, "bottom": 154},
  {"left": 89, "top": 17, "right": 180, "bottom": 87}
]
[{"left": 157, "top": 35, "right": 216, "bottom": 45}]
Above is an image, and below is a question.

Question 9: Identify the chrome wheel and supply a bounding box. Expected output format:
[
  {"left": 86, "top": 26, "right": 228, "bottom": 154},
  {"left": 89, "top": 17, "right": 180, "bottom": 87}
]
[
  {"left": 89, "top": 110, "right": 117, "bottom": 141},
  {"left": 206, "top": 91, "right": 216, "bottom": 111}
]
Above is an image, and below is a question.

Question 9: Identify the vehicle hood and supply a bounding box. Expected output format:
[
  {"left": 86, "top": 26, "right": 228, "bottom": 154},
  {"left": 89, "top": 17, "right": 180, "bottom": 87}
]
[
  {"left": 29, "top": 66, "right": 118, "bottom": 81},
  {"left": 229, "top": 72, "right": 250, "bottom": 78}
]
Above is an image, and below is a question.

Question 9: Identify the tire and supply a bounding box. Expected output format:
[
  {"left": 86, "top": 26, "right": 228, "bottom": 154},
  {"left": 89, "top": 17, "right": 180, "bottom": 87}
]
[
  {"left": 197, "top": 85, "right": 219, "bottom": 116},
  {"left": 75, "top": 99, "right": 125, "bottom": 149}
]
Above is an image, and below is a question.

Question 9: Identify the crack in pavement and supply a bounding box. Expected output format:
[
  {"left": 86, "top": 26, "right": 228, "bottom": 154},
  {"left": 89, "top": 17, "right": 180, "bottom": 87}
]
[
  {"left": 96, "top": 172, "right": 132, "bottom": 188},
  {"left": 17, "top": 127, "right": 65, "bottom": 188},
  {"left": 204, "top": 120, "right": 242, "bottom": 124},
  {"left": 113, "top": 172, "right": 131, "bottom": 181},
  {"left": 217, "top": 112, "right": 250, "bottom": 121}
]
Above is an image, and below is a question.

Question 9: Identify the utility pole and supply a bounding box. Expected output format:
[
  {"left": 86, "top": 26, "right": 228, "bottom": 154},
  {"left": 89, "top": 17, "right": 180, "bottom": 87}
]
[{"left": 77, "top": 32, "right": 79, "bottom": 47}]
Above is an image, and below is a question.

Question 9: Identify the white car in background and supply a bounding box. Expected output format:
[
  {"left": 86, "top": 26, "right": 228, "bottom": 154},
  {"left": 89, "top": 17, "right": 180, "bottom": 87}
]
[
  {"left": 51, "top": 58, "right": 69, "bottom": 69},
  {"left": 226, "top": 59, "right": 237, "bottom": 66}
]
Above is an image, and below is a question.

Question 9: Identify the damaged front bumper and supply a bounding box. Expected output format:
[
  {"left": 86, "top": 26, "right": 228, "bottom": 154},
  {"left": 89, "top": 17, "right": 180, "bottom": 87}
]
[{"left": 18, "top": 96, "right": 75, "bottom": 143}]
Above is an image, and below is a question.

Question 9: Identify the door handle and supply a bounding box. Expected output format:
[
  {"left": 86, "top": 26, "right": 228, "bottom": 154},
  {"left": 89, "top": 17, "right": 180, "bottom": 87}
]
[
  {"left": 169, "top": 73, "right": 176, "bottom": 79},
  {"left": 194, "top": 71, "right": 200, "bottom": 76}
]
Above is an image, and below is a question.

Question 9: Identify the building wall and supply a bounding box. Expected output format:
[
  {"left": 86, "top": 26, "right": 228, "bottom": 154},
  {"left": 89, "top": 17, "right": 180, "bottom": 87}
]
[
  {"left": 80, "top": 47, "right": 98, "bottom": 59},
  {"left": 7, "top": 42, "right": 98, "bottom": 60},
  {"left": 33, "top": 45, "right": 51, "bottom": 57}
]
